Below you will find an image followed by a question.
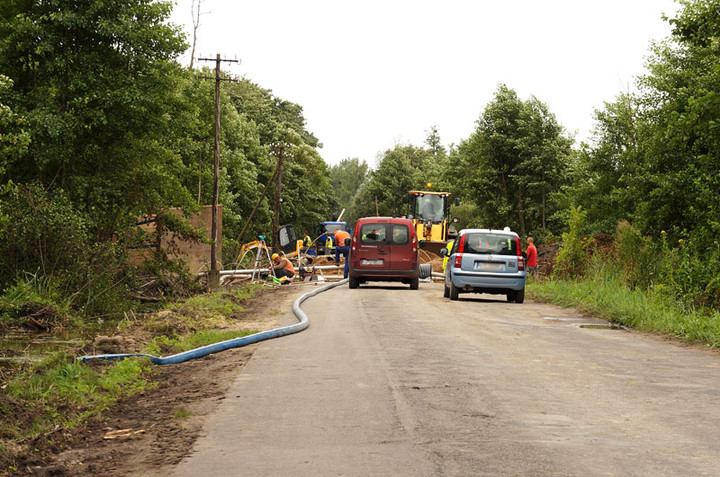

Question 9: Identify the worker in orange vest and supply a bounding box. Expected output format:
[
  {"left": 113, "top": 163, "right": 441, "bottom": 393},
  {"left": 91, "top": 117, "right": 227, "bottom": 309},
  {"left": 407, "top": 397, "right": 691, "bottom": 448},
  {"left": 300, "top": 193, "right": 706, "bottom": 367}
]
[
  {"left": 332, "top": 229, "right": 351, "bottom": 279},
  {"left": 270, "top": 253, "right": 295, "bottom": 282}
]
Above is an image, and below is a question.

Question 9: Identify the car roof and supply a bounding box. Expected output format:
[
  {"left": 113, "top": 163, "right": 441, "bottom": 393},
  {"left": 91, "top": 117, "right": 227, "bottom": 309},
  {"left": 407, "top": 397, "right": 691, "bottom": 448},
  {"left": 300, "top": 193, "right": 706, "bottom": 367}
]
[{"left": 458, "top": 228, "right": 519, "bottom": 237}]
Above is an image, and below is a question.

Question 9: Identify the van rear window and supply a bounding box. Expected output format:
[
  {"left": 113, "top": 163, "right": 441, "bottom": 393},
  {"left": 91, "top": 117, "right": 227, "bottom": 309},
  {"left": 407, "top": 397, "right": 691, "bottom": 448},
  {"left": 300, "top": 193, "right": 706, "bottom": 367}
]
[
  {"left": 464, "top": 233, "right": 517, "bottom": 255},
  {"left": 391, "top": 224, "right": 409, "bottom": 245},
  {"left": 360, "top": 224, "right": 386, "bottom": 244}
]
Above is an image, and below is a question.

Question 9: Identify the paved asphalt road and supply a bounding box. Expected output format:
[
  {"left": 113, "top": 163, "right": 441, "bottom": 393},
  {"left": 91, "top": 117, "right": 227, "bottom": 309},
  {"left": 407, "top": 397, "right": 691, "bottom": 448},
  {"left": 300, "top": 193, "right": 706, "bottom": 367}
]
[{"left": 171, "top": 282, "right": 720, "bottom": 476}]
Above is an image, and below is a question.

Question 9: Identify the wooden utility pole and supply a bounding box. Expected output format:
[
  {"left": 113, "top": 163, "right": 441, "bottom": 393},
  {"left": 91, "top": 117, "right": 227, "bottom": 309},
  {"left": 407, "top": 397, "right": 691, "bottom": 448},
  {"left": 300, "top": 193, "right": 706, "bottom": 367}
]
[
  {"left": 198, "top": 54, "right": 238, "bottom": 289},
  {"left": 270, "top": 143, "right": 290, "bottom": 250}
]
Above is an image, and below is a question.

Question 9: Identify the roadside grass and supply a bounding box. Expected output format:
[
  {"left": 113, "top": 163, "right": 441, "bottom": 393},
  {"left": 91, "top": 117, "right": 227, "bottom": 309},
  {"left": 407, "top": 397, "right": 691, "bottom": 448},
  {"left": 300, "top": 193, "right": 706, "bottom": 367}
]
[
  {"left": 527, "top": 273, "right": 720, "bottom": 348},
  {"left": 2, "top": 353, "right": 154, "bottom": 440},
  {"left": 0, "top": 283, "right": 266, "bottom": 470}
]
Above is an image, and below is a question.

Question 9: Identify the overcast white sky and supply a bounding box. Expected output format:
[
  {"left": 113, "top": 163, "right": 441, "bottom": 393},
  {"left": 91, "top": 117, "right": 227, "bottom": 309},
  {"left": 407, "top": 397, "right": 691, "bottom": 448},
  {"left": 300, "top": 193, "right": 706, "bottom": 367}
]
[{"left": 169, "top": 0, "right": 680, "bottom": 166}]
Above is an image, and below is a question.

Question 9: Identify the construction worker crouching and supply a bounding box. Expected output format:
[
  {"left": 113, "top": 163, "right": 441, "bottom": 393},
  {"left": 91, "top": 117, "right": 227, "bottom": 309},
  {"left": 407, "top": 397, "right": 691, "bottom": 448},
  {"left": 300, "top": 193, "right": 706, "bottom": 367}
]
[{"left": 270, "top": 253, "right": 295, "bottom": 283}]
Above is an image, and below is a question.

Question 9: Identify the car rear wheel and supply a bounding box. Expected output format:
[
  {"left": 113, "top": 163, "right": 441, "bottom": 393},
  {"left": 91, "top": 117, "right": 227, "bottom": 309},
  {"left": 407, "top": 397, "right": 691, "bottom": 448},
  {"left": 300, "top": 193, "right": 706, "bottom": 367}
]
[
  {"left": 443, "top": 281, "right": 450, "bottom": 297},
  {"left": 410, "top": 277, "right": 419, "bottom": 290},
  {"left": 348, "top": 276, "right": 359, "bottom": 289},
  {"left": 506, "top": 292, "right": 515, "bottom": 302},
  {"left": 449, "top": 280, "right": 459, "bottom": 300},
  {"left": 514, "top": 287, "right": 525, "bottom": 303}
]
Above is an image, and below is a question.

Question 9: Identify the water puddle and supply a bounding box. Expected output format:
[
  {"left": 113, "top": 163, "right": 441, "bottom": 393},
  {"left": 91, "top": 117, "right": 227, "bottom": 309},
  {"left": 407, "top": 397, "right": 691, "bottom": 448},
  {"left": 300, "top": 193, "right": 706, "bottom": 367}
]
[
  {"left": 577, "top": 323, "right": 625, "bottom": 330},
  {"left": 543, "top": 317, "right": 585, "bottom": 321},
  {"left": 1, "top": 331, "right": 85, "bottom": 369}
]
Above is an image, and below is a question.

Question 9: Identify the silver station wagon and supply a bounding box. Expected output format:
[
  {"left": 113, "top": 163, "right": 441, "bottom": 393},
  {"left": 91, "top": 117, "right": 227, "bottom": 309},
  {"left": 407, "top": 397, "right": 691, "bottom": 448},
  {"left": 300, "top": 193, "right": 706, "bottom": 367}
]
[{"left": 440, "top": 228, "right": 526, "bottom": 303}]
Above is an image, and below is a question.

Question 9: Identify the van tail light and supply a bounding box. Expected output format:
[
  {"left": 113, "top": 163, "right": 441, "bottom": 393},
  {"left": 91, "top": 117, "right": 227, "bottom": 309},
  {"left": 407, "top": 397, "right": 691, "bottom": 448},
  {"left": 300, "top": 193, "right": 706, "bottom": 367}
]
[{"left": 351, "top": 235, "right": 357, "bottom": 268}]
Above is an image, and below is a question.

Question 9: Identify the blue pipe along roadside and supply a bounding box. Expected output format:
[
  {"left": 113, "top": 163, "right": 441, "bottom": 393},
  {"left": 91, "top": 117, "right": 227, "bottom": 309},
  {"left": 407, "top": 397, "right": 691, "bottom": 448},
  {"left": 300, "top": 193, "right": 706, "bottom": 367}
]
[{"left": 77, "top": 279, "right": 348, "bottom": 365}]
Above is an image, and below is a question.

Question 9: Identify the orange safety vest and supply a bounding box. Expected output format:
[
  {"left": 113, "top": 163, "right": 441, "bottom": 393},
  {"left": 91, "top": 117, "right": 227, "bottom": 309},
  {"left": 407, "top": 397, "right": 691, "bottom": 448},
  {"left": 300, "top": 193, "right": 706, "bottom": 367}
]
[
  {"left": 334, "top": 230, "right": 351, "bottom": 246},
  {"left": 274, "top": 257, "right": 294, "bottom": 274}
]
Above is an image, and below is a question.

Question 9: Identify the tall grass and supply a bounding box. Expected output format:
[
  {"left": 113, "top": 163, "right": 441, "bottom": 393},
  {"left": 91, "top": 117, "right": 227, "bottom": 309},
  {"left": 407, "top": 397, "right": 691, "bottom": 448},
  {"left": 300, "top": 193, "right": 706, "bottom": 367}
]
[
  {"left": 533, "top": 213, "right": 720, "bottom": 348},
  {"left": 529, "top": 273, "right": 720, "bottom": 347}
]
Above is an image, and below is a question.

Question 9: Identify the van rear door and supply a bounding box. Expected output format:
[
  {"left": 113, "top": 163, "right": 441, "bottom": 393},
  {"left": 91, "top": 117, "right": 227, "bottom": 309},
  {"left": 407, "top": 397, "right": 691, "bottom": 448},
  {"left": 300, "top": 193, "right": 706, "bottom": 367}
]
[
  {"left": 387, "top": 221, "right": 415, "bottom": 272},
  {"left": 354, "top": 220, "right": 390, "bottom": 272}
]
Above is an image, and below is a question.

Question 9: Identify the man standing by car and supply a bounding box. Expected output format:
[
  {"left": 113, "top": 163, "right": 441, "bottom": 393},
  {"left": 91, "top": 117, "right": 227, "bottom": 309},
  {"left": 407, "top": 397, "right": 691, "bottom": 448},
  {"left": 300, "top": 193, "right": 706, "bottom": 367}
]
[
  {"left": 333, "top": 228, "right": 351, "bottom": 279},
  {"left": 526, "top": 237, "right": 538, "bottom": 275}
]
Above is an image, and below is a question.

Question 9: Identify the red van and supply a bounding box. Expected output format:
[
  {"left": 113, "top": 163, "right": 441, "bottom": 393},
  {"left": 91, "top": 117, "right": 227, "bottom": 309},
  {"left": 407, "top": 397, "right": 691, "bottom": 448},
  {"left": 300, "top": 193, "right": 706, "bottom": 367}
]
[{"left": 348, "top": 217, "right": 420, "bottom": 289}]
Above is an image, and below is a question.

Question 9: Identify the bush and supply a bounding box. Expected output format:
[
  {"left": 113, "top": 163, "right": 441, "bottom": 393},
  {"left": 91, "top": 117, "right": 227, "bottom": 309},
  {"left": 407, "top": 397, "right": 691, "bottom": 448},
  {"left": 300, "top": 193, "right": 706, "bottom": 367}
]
[
  {"left": 614, "top": 220, "right": 656, "bottom": 289},
  {"left": 0, "top": 183, "right": 134, "bottom": 323},
  {"left": 553, "top": 206, "right": 591, "bottom": 279}
]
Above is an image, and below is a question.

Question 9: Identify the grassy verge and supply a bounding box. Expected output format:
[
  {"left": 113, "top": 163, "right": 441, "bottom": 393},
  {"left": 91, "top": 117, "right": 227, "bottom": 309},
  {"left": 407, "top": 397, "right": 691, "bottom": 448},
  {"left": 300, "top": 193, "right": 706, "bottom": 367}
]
[
  {"left": 0, "top": 283, "right": 266, "bottom": 470},
  {"left": 527, "top": 275, "right": 720, "bottom": 348}
]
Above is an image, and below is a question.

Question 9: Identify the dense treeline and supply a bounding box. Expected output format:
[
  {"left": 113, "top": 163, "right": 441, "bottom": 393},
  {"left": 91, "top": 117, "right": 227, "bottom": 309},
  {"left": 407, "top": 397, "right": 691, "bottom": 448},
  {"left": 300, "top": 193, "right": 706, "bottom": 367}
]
[
  {"left": 0, "top": 0, "right": 331, "bottom": 320},
  {"left": 1, "top": 0, "right": 720, "bottom": 322}
]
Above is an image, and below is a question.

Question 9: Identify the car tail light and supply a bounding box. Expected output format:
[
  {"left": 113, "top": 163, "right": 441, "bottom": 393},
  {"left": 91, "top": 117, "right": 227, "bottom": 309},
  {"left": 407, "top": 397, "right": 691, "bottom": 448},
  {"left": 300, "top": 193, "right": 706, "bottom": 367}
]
[
  {"left": 457, "top": 234, "right": 466, "bottom": 253},
  {"left": 453, "top": 253, "right": 463, "bottom": 268},
  {"left": 515, "top": 236, "right": 521, "bottom": 256}
]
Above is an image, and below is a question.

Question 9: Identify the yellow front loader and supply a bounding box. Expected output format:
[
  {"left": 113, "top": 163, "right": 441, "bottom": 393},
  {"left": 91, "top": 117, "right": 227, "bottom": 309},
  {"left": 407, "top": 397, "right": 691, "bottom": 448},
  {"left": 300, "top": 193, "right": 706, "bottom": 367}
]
[{"left": 406, "top": 189, "right": 459, "bottom": 256}]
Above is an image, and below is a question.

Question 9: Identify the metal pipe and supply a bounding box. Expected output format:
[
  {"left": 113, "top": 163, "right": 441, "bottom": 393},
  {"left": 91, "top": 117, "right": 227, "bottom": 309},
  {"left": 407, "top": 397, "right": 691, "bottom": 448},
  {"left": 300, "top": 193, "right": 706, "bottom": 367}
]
[{"left": 219, "top": 264, "right": 343, "bottom": 276}]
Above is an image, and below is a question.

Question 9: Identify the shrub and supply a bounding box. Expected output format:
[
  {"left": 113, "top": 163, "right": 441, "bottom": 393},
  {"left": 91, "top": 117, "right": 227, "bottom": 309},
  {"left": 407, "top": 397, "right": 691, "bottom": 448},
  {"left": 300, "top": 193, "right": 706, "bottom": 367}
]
[
  {"left": 614, "top": 220, "right": 656, "bottom": 289},
  {"left": 553, "top": 206, "right": 591, "bottom": 279}
]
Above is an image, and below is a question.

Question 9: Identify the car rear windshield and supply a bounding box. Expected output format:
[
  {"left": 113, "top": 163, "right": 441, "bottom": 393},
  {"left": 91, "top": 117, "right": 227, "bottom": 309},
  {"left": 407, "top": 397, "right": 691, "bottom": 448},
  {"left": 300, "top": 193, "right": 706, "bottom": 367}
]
[{"left": 463, "top": 233, "right": 517, "bottom": 256}]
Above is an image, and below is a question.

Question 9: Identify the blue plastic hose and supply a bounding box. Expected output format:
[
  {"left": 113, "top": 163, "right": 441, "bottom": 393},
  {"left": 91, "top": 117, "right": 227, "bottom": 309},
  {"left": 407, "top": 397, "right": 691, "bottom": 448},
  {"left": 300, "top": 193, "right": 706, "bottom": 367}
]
[{"left": 77, "top": 279, "right": 348, "bottom": 365}]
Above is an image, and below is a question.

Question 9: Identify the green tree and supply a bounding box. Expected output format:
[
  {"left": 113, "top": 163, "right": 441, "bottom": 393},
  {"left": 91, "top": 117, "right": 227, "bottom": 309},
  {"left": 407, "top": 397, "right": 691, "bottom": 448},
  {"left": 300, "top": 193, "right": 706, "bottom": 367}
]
[
  {"left": 633, "top": 0, "right": 720, "bottom": 243},
  {"left": 458, "top": 85, "right": 572, "bottom": 237},
  {"left": 0, "top": 75, "right": 30, "bottom": 176},
  {"left": 559, "top": 93, "right": 647, "bottom": 235},
  {"left": 328, "top": 158, "right": 370, "bottom": 225},
  {"left": 354, "top": 144, "right": 444, "bottom": 219},
  {"left": 0, "top": 0, "right": 191, "bottom": 235}
]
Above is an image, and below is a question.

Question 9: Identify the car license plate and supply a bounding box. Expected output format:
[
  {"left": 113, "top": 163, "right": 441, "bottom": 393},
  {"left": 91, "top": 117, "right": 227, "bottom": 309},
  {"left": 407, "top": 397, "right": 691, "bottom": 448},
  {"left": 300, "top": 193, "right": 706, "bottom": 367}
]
[
  {"left": 474, "top": 261, "right": 503, "bottom": 271},
  {"left": 361, "top": 259, "right": 383, "bottom": 266}
]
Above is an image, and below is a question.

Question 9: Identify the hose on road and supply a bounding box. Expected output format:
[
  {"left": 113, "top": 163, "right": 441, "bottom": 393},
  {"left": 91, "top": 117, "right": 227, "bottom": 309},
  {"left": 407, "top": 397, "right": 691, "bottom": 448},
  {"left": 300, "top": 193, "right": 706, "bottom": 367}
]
[{"left": 77, "top": 279, "right": 348, "bottom": 365}]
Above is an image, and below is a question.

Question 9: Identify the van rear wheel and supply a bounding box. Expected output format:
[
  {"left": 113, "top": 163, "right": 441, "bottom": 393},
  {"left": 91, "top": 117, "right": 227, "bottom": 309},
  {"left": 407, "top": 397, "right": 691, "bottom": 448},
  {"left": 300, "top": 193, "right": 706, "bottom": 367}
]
[
  {"left": 348, "top": 276, "right": 359, "bottom": 289},
  {"left": 410, "top": 277, "right": 419, "bottom": 290}
]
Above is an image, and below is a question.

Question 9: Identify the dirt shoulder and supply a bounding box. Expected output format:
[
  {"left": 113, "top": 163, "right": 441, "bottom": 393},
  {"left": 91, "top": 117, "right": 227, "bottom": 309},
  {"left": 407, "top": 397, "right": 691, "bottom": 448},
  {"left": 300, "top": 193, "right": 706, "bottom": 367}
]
[{"left": 13, "top": 283, "right": 314, "bottom": 477}]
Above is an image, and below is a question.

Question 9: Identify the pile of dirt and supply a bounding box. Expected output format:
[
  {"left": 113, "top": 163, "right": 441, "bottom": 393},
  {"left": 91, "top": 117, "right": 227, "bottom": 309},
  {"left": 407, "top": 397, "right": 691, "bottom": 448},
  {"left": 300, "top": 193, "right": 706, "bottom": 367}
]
[
  {"left": 537, "top": 241, "right": 560, "bottom": 277},
  {"left": 419, "top": 249, "right": 445, "bottom": 274}
]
